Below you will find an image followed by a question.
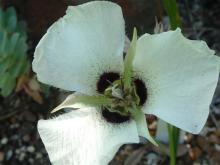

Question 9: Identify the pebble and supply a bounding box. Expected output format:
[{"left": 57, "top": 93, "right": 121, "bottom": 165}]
[
  {"left": 36, "top": 152, "right": 43, "bottom": 159},
  {"left": 15, "top": 149, "right": 20, "bottom": 155},
  {"left": 1, "top": 137, "right": 8, "bottom": 145},
  {"left": 27, "top": 146, "right": 35, "bottom": 153},
  {"left": 0, "top": 152, "right": 4, "bottom": 161},
  {"left": 28, "top": 158, "right": 34, "bottom": 163},
  {"left": 19, "top": 152, "right": 26, "bottom": 161},
  {"left": 22, "top": 135, "right": 30, "bottom": 142},
  {"left": 214, "top": 144, "right": 220, "bottom": 151},
  {"left": 193, "top": 163, "right": 201, "bottom": 165},
  {"left": 6, "top": 150, "right": 13, "bottom": 160},
  {"left": 146, "top": 153, "right": 158, "bottom": 165}
]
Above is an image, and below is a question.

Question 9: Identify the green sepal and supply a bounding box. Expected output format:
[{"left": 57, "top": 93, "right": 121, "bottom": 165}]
[
  {"left": 51, "top": 94, "right": 114, "bottom": 113},
  {"left": 130, "top": 106, "right": 158, "bottom": 146},
  {"left": 123, "top": 28, "right": 137, "bottom": 91}
]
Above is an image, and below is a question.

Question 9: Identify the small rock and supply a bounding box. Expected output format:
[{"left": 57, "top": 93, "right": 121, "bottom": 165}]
[
  {"left": 189, "top": 147, "right": 202, "bottom": 161},
  {"left": 0, "top": 152, "right": 4, "bottom": 161},
  {"left": 1, "top": 137, "right": 8, "bottom": 145},
  {"left": 35, "top": 152, "right": 43, "bottom": 159},
  {"left": 6, "top": 150, "right": 13, "bottom": 160},
  {"left": 146, "top": 153, "right": 158, "bottom": 165},
  {"left": 184, "top": 134, "right": 193, "bottom": 143},
  {"left": 193, "top": 163, "right": 200, "bottom": 165},
  {"left": 214, "top": 144, "right": 220, "bottom": 151},
  {"left": 19, "top": 152, "right": 26, "bottom": 161},
  {"left": 27, "top": 146, "right": 35, "bottom": 153},
  {"left": 28, "top": 158, "right": 34, "bottom": 163},
  {"left": 22, "top": 135, "right": 31, "bottom": 142},
  {"left": 14, "top": 99, "right": 20, "bottom": 107},
  {"left": 15, "top": 149, "right": 20, "bottom": 155}
]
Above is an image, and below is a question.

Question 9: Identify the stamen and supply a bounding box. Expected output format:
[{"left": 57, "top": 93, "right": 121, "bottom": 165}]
[{"left": 97, "top": 72, "right": 120, "bottom": 93}]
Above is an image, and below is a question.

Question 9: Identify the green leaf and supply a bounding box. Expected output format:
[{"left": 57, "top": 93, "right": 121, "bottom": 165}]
[
  {"left": 14, "top": 36, "right": 27, "bottom": 57},
  {"left": 9, "top": 56, "right": 28, "bottom": 78},
  {"left": 5, "top": 7, "right": 17, "bottom": 32},
  {"left": 16, "top": 21, "right": 27, "bottom": 36},
  {"left": 51, "top": 94, "right": 113, "bottom": 113},
  {"left": 8, "top": 32, "right": 20, "bottom": 54},
  {"left": 0, "top": 8, "right": 4, "bottom": 28},
  {"left": 123, "top": 28, "right": 137, "bottom": 90},
  {"left": 0, "top": 6, "right": 29, "bottom": 97},
  {"left": 0, "top": 72, "right": 16, "bottom": 97},
  {"left": 0, "top": 55, "right": 17, "bottom": 75},
  {"left": 0, "top": 31, "right": 8, "bottom": 54}
]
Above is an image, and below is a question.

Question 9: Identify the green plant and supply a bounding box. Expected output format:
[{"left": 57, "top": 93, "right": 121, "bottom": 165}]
[{"left": 0, "top": 7, "right": 29, "bottom": 97}]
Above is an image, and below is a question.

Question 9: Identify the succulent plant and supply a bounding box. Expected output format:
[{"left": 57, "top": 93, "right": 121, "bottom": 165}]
[{"left": 0, "top": 7, "right": 29, "bottom": 97}]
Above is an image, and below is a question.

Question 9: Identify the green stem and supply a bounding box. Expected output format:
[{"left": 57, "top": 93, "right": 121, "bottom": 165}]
[
  {"left": 168, "top": 124, "right": 176, "bottom": 165},
  {"left": 162, "top": 0, "right": 182, "bottom": 165},
  {"left": 162, "top": 0, "right": 182, "bottom": 30}
]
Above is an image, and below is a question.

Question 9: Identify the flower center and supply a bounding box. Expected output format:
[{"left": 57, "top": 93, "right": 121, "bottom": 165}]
[
  {"left": 96, "top": 72, "right": 120, "bottom": 93},
  {"left": 97, "top": 72, "right": 147, "bottom": 123}
]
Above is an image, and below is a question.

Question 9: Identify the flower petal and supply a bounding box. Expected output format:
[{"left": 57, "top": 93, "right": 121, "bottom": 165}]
[
  {"left": 134, "top": 29, "right": 219, "bottom": 134},
  {"left": 38, "top": 108, "right": 139, "bottom": 165},
  {"left": 33, "top": 1, "right": 124, "bottom": 95}
]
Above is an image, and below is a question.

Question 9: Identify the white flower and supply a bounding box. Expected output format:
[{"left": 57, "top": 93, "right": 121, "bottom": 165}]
[{"left": 32, "top": 1, "right": 220, "bottom": 165}]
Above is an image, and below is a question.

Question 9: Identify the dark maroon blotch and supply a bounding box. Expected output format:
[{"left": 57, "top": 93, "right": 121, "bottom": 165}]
[
  {"left": 102, "top": 108, "right": 130, "bottom": 123},
  {"left": 134, "top": 79, "right": 147, "bottom": 106},
  {"left": 96, "top": 72, "right": 120, "bottom": 93}
]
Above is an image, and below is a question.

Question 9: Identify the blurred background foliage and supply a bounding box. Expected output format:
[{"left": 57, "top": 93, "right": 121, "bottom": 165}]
[{"left": 0, "top": 6, "right": 29, "bottom": 97}]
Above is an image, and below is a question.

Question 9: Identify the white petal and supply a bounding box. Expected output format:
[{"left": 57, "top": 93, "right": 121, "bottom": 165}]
[
  {"left": 33, "top": 1, "right": 124, "bottom": 95},
  {"left": 38, "top": 108, "right": 139, "bottom": 165},
  {"left": 133, "top": 29, "right": 219, "bottom": 134}
]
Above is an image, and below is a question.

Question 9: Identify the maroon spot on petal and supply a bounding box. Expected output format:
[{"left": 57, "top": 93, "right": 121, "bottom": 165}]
[
  {"left": 97, "top": 72, "right": 120, "bottom": 93},
  {"left": 134, "top": 79, "right": 147, "bottom": 106},
  {"left": 102, "top": 108, "right": 130, "bottom": 124}
]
